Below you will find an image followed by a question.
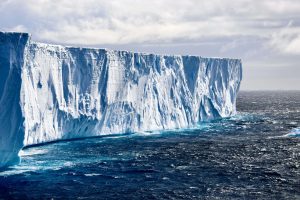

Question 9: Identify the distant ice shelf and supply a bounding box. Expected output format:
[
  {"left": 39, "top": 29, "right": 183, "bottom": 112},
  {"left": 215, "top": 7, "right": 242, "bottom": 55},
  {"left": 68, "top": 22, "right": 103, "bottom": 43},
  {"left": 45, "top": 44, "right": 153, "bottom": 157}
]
[{"left": 0, "top": 32, "right": 242, "bottom": 167}]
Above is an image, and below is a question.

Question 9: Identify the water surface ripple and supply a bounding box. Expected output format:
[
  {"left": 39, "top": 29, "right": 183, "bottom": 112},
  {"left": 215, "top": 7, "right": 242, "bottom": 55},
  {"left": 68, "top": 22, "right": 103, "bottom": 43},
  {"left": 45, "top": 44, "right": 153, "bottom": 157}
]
[{"left": 0, "top": 91, "right": 299, "bottom": 199}]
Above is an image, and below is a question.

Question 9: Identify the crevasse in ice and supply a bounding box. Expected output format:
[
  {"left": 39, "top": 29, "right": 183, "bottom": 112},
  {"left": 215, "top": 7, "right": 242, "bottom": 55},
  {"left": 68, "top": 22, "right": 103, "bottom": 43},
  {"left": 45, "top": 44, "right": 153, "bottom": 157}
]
[{"left": 0, "top": 32, "right": 242, "bottom": 167}]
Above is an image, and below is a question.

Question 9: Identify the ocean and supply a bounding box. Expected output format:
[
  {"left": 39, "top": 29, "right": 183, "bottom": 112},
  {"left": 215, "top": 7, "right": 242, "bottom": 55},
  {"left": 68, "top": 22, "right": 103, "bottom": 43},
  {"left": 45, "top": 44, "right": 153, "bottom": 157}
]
[{"left": 0, "top": 91, "right": 299, "bottom": 199}]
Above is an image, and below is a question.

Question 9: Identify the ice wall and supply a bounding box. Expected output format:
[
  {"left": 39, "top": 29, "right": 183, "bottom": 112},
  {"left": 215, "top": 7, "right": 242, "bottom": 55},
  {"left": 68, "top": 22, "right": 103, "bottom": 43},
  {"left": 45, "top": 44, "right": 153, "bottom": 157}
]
[
  {"left": 0, "top": 32, "right": 28, "bottom": 167},
  {"left": 0, "top": 32, "right": 242, "bottom": 167}
]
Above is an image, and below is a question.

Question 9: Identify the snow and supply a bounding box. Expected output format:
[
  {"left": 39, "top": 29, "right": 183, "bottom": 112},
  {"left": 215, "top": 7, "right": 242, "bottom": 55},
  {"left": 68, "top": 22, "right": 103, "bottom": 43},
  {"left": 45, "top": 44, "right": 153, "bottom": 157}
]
[{"left": 0, "top": 32, "right": 242, "bottom": 167}]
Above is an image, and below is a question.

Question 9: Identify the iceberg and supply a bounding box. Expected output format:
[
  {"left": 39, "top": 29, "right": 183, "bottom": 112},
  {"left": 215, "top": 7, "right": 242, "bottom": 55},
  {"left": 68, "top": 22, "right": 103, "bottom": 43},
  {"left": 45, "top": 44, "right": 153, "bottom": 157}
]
[
  {"left": 287, "top": 128, "right": 300, "bottom": 137},
  {"left": 0, "top": 32, "right": 242, "bottom": 167}
]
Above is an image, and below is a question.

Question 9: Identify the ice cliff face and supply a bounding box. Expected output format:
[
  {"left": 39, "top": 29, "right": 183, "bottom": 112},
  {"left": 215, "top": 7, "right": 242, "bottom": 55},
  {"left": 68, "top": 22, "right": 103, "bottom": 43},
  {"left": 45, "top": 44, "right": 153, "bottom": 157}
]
[{"left": 0, "top": 32, "right": 242, "bottom": 167}]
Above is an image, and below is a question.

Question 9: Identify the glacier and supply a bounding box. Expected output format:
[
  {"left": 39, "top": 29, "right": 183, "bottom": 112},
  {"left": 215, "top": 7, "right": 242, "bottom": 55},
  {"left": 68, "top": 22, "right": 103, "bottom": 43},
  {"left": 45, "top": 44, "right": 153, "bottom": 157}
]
[{"left": 0, "top": 32, "right": 242, "bottom": 167}]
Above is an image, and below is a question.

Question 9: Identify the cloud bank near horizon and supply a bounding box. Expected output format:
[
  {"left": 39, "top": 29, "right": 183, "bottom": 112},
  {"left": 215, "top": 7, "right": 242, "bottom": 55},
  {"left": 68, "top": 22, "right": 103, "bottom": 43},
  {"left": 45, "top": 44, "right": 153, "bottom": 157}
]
[{"left": 1, "top": 0, "right": 299, "bottom": 90}]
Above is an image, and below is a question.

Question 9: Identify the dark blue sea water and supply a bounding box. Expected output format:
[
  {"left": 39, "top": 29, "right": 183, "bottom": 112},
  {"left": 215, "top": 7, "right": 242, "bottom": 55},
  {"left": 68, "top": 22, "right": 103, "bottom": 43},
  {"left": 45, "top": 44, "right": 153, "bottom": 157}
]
[{"left": 0, "top": 91, "right": 299, "bottom": 199}]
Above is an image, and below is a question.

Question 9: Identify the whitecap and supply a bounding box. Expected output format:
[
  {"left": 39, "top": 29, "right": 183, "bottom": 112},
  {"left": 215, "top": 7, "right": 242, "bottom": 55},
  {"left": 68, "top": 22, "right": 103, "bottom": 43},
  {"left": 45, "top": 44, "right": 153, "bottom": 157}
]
[
  {"left": 19, "top": 148, "right": 49, "bottom": 156},
  {"left": 84, "top": 173, "right": 101, "bottom": 177},
  {"left": 283, "top": 128, "right": 300, "bottom": 137},
  {"left": 0, "top": 166, "right": 40, "bottom": 176},
  {"left": 289, "top": 130, "right": 300, "bottom": 137}
]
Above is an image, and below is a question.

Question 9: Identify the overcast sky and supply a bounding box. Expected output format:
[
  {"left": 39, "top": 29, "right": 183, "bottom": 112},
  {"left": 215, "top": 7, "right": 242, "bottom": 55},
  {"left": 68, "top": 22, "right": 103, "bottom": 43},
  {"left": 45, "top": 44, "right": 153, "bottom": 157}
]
[{"left": 1, "top": 0, "right": 299, "bottom": 90}]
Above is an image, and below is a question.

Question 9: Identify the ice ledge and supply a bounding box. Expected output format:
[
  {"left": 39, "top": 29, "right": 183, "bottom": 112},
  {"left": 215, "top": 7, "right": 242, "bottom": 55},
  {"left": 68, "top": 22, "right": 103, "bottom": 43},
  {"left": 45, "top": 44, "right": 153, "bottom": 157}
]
[
  {"left": 2, "top": 31, "right": 242, "bottom": 61},
  {"left": 0, "top": 32, "right": 242, "bottom": 167}
]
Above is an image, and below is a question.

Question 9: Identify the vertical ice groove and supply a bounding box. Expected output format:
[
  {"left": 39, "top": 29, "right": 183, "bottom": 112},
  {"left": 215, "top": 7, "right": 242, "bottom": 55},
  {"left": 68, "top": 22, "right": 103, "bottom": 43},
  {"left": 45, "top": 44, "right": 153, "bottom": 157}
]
[{"left": 0, "top": 32, "right": 242, "bottom": 167}]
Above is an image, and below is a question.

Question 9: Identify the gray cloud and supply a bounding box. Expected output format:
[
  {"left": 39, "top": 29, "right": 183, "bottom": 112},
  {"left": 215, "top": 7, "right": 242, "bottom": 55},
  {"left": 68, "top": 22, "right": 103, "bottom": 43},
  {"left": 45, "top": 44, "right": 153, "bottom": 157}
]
[{"left": 0, "top": 0, "right": 299, "bottom": 90}]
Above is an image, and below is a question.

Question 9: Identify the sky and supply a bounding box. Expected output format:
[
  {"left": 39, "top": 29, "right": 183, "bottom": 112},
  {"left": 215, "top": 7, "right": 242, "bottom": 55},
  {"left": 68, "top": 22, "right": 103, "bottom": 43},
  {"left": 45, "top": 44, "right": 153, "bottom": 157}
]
[{"left": 0, "top": 0, "right": 299, "bottom": 90}]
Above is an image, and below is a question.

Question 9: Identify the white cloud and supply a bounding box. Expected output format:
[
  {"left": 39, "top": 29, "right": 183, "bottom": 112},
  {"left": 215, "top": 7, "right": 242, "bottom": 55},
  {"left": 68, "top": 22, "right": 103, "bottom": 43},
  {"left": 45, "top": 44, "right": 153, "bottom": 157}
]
[
  {"left": 9, "top": 25, "right": 28, "bottom": 32},
  {"left": 1, "top": 0, "right": 300, "bottom": 54},
  {"left": 270, "top": 21, "right": 300, "bottom": 55},
  {"left": 0, "top": 0, "right": 298, "bottom": 43},
  {"left": 0, "top": 0, "right": 299, "bottom": 90}
]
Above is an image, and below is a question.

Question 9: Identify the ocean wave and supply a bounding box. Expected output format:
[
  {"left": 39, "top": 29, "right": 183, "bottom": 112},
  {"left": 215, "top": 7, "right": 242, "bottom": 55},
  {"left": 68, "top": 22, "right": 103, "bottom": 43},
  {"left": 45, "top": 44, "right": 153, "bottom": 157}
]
[
  {"left": 18, "top": 148, "right": 49, "bottom": 156},
  {"left": 285, "top": 128, "right": 300, "bottom": 137}
]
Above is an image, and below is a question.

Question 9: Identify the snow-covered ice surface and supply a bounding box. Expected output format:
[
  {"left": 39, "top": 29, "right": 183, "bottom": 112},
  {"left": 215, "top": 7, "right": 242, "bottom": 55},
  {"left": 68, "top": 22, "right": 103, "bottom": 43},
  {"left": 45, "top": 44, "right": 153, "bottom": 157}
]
[{"left": 0, "top": 32, "right": 242, "bottom": 167}]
